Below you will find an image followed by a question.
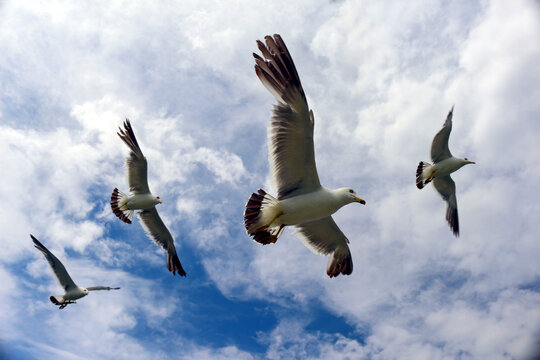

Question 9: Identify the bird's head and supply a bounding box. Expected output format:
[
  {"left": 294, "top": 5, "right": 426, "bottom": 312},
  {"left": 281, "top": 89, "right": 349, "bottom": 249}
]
[
  {"left": 463, "top": 157, "right": 476, "bottom": 165},
  {"left": 340, "top": 188, "right": 366, "bottom": 205},
  {"left": 154, "top": 196, "right": 162, "bottom": 205},
  {"left": 81, "top": 288, "right": 89, "bottom": 295}
]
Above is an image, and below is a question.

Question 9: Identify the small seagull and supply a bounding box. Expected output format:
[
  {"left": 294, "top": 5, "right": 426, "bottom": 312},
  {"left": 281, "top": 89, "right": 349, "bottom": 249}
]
[
  {"left": 110, "top": 119, "right": 186, "bottom": 276},
  {"left": 416, "top": 106, "right": 475, "bottom": 236},
  {"left": 244, "top": 34, "right": 366, "bottom": 278},
  {"left": 31, "top": 235, "right": 120, "bottom": 309}
]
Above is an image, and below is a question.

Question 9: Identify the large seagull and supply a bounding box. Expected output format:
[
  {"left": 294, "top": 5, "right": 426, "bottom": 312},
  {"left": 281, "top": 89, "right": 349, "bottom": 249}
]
[
  {"left": 110, "top": 119, "right": 186, "bottom": 276},
  {"left": 244, "top": 34, "right": 366, "bottom": 278},
  {"left": 416, "top": 106, "right": 475, "bottom": 236},
  {"left": 31, "top": 235, "right": 120, "bottom": 309}
]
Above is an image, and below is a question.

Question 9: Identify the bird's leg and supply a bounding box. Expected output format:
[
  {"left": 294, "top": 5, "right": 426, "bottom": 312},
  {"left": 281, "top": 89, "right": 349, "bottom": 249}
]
[{"left": 255, "top": 211, "right": 283, "bottom": 232}]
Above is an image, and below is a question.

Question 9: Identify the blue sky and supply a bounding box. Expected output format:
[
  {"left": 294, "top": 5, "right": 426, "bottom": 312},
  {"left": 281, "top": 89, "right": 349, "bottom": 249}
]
[{"left": 1, "top": 0, "right": 539, "bottom": 359}]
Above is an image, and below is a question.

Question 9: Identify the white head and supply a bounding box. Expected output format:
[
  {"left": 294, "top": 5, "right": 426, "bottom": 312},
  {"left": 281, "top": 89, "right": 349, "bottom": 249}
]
[
  {"left": 338, "top": 188, "right": 366, "bottom": 205},
  {"left": 154, "top": 195, "right": 162, "bottom": 205},
  {"left": 81, "top": 287, "right": 89, "bottom": 296},
  {"left": 463, "top": 157, "right": 475, "bottom": 165}
]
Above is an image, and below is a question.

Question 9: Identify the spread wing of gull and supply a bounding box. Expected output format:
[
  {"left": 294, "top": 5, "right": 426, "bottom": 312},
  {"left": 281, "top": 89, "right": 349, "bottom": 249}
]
[
  {"left": 86, "top": 286, "right": 121, "bottom": 291},
  {"left": 138, "top": 207, "right": 186, "bottom": 276},
  {"left": 294, "top": 217, "right": 353, "bottom": 277},
  {"left": 31, "top": 235, "right": 78, "bottom": 292},
  {"left": 253, "top": 34, "right": 354, "bottom": 277},
  {"left": 254, "top": 34, "right": 320, "bottom": 200},
  {"left": 432, "top": 175, "right": 459, "bottom": 236},
  {"left": 117, "top": 119, "right": 150, "bottom": 195},
  {"left": 431, "top": 106, "right": 454, "bottom": 163}
]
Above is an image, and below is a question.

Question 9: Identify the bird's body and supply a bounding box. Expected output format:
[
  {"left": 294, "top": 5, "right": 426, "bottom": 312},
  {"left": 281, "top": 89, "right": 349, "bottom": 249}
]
[
  {"left": 244, "top": 34, "right": 365, "bottom": 278},
  {"left": 416, "top": 107, "right": 475, "bottom": 236},
  {"left": 111, "top": 120, "right": 186, "bottom": 276},
  {"left": 273, "top": 188, "right": 361, "bottom": 226},
  {"left": 31, "top": 235, "right": 120, "bottom": 309}
]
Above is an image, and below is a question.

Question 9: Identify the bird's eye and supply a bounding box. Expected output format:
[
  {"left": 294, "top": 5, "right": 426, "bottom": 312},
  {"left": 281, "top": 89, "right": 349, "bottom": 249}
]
[
  {"left": 349, "top": 189, "right": 354, "bottom": 193},
  {"left": 464, "top": 158, "right": 468, "bottom": 161},
  {"left": 157, "top": 196, "right": 160, "bottom": 199}
]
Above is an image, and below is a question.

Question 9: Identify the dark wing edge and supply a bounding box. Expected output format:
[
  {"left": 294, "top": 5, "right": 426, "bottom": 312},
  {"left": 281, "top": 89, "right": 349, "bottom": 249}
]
[
  {"left": 30, "top": 234, "right": 78, "bottom": 291},
  {"left": 432, "top": 175, "right": 460, "bottom": 237},
  {"left": 137, "top": 208, "right": 186, "bottom": 276},
  {"left": 118, "top": 119, "right": 150, "bottom": 194},
  {"left": 86, "top": 286, "right": 121, "bottom": 291},
  {"left": 294, "top": 217, "right": 353, "bottom": 278},
  {"left": 430, "top": 106, "right": 454, "bottom": 163}
]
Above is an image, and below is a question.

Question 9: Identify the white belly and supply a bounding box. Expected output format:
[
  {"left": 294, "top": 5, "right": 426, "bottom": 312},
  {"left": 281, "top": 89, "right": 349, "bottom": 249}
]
[
  {"left": 278, "top": 189, "right": 342, "bottom": 225},
  {"left": 432, "top": 157, "right": 464, "bottom": 178},
  {"left": 127, "top": 193, "right": 156, "bottom": 210}
]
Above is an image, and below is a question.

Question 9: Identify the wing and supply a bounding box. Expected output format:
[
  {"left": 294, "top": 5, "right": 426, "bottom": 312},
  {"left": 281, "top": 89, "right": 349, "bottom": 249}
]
[
  {"left": 294, "top": 217, "right": 353, "bottom": 277},
  {"left": 31, "top": 235, "right": 78, "bottom": 292},
  {"left": 254, "top": 34, "right": 320, "bottom": 200},
  {"left": 86, "top": 286, "right": 120, "bottom": 291},
  {"left": 432, "top": 175, "right": 459, "bottom": 236},
  {"left": 431, "top": 106, "right": 454, "bottom": 163},
  {"left": 294, "top": 217, "right": 350, "bottom": 255},
  {"left": 118, "top": 119, "right": 150, "bottom": 194},
  {"left": 138, "top": 207, "right": 186, "bottom": 276}
]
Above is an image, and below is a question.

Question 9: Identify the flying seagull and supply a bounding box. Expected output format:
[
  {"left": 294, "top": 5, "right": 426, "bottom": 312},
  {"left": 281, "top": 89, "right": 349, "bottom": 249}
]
[
  {"left": 244, "top": 34, "right": 366, "bottom": 278},
  {"left": 416, "top": 106, "right": 475, "bottom": 236},
  {"left": 110, "top": 119, "right": 186, "bottom": 276},
  {"left": 31, "top": 235, "right": 120, "bottom": 309}
]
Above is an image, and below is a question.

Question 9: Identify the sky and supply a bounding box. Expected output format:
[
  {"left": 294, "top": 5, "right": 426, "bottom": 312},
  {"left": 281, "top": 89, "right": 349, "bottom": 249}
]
[{"left": 1, "top": 0, "right": 539, "bottom": 359}]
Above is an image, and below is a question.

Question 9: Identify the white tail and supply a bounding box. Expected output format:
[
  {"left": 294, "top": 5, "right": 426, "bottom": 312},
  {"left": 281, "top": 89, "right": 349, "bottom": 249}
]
[
  {"left": 244, "top": 189, "right": 284, "bottom": 244},
  {"left": 110, "top": 188, "right": 134, "bottom": 224}
]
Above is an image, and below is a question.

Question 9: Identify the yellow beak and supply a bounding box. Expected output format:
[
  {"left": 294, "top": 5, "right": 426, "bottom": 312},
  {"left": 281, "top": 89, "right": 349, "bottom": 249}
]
[
  {"left": 158, "top": 199, "right": 162, "bottom": 204},
  {"left": 354, "top": 197, "right": 366, "bottom": 205}
]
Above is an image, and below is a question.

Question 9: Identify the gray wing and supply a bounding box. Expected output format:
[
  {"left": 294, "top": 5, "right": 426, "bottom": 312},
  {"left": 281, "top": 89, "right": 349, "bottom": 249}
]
[
  {"left": 431, "top": 107, "right": 454, "bottom": 163},
  {"left": 432, "top": 175, "right": 459, "bottom": 236},
  {"left": 294, "top": 217, "right": 350, "bottom": 255},
  {"left": 138, "top": 208, "right": 186, "bottom": 276},
  {"left": 31, "top": 235, "right": 78, "bottom": 292},
  {"left": 86, "top": 286, "right": 120, "bottom": 291},
  {"left": 254, "top": 34, "right": 320, "bottom": 200},
  {"left": 118, "top": 119, "right": 150, "bottom": 194}
]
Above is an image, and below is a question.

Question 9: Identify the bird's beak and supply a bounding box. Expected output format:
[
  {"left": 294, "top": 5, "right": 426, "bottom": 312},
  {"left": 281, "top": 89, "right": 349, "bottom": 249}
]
[
  {"left": 354, "top": 197, "right": 366, "bottom": 205},
  {"left": 158, "top": 199, "right": 162, "bottom": 204},
  {"left": 469, "top": 160, "right": 476, "bottom": 164}
]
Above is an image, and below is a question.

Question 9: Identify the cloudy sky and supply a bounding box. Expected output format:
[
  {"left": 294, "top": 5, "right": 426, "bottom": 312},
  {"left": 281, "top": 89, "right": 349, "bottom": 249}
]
[{"left": 1, "top": 0, "right": 539, "bottom": 359}]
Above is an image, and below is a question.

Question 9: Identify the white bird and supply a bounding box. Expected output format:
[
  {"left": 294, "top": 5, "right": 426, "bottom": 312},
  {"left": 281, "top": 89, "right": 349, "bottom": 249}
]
[
  {"left": 110, "top": 120, "right": 186, "bottom": 276},
  {"left": 416, "top": 107, "right": 475, "bottom": 236},
  {"left": 244, "top": 34, "right": 366, "bottom": 278},
  {"left": 31, "top": 235, "right": 120, "bottom": 309}
]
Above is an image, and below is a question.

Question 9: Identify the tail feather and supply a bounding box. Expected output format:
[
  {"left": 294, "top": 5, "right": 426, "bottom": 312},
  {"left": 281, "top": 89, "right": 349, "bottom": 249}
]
[
  {"left": 327, "top": 246, "right": 353, "bottom": 278},
  {"left": 416, "top": 161, "right": 432, "bottom": 189},
  {"left": 110, "top": 188, "right": 133, "bottom": 224},
  {"left": 244, "top": 189, "right": 283, "bottom": 245}
]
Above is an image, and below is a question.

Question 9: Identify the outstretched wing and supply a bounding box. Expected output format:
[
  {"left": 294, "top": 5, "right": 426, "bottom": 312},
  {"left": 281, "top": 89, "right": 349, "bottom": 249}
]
[
  {"left": 431, "top": 107, "right": 454, "bottom": 163},
  {"left": 86, "top": 286, "right": 120, "bottom": 291},
  {"left": 118, "top": 119, "right": 150, "bottom": 194},
  {"left": 254, "top": 34, "right": 320, "bottom": 200},
  {"left": 294, "top": 217, "right": 353, "bottom": 277},
  {"left": 31, "top": 235, "right": 78, "bottom": 292},
  {"left": 432, "top": 175, "right": 459, "bottom": 236},
  {"left": 138, "top": 207, "right": 186, "bottom": 276}
]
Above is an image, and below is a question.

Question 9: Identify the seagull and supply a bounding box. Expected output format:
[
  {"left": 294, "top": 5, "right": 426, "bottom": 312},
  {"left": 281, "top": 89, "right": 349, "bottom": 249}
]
[
  {"left": 244, "top": 34, "right": 366, "bottom": 278},
  {"left": 110, "top": 119, "right": 186, "bottom": 276},
  {"left": 416, "top": 106, "right": 475, "bottom": 236},
  {"left": 31, "top": 235, "right": 120, "bottom": 309}
]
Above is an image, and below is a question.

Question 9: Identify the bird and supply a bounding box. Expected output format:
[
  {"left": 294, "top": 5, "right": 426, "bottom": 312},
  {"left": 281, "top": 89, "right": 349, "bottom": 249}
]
[
  {"left": 31, "top": 235, "right": 120, "bottom": 309},
  {"left": 244, "top": 34, "right": 366, "bottom": 278},
  {"left": 416, "top": 106, "right": 475, "bottom": 236},
  {"left": 110, "top": 119, "right": 186, "bottom": 276}
]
